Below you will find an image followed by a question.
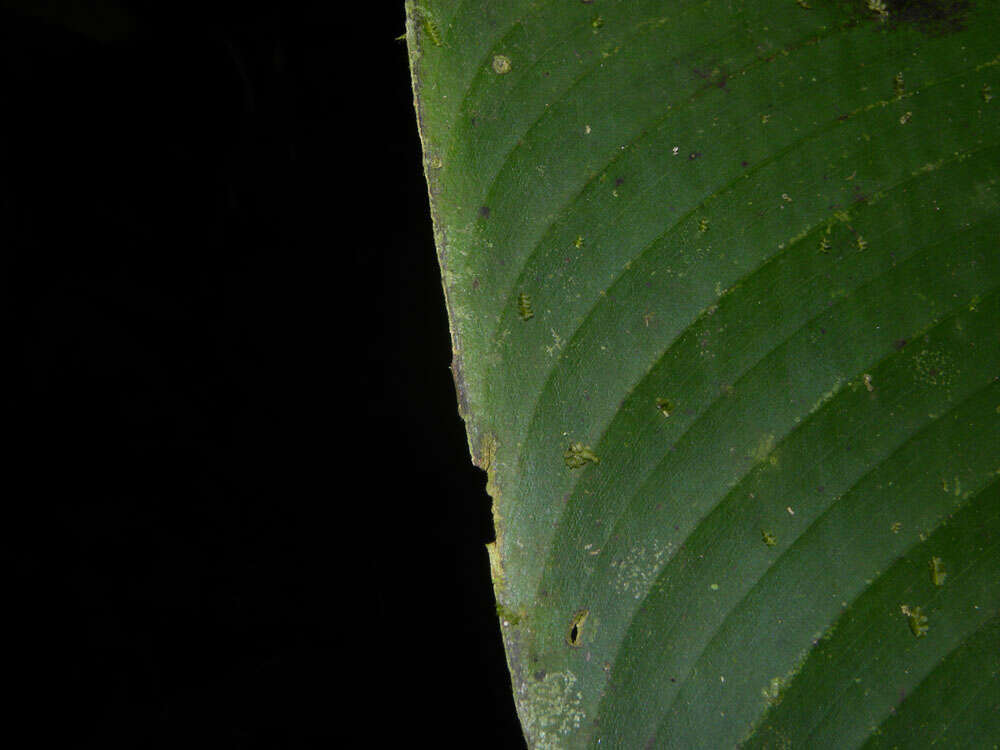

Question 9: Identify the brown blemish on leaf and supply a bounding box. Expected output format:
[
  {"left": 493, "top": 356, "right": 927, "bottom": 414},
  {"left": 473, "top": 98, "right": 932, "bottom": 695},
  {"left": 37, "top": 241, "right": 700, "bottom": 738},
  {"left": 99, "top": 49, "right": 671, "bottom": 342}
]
[{"left": 693, "top": 64, "right": 730, "bottom": 90}]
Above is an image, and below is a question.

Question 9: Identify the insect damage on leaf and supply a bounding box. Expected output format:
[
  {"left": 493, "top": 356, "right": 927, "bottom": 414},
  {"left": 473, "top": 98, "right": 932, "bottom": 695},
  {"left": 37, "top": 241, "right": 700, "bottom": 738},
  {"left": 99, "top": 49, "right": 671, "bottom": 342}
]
[
  {"left": 566, "top": 609, "right": 589, "bottom": 647},
  {"left": 564, "top": 443, "right": 599, "bottom": 468},
  {"left": 656, "top": 397, "right": 675, "bottom": 417},
  {"left": 762, "top": 530, "right": 777, "bottom": 547}
]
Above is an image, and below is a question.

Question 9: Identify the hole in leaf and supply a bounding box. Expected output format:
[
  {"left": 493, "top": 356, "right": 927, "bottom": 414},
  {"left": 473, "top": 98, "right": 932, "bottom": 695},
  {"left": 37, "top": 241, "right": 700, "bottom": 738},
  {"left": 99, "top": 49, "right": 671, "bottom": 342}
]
[{"left": 566, "top": 609, "right": 589, "bottom": 647}]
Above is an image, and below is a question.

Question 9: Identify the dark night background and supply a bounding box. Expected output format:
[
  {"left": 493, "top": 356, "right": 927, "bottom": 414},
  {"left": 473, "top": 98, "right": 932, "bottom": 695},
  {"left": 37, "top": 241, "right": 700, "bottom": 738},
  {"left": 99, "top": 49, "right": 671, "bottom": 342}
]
[{"left": 3, "top": 1, "right": 523, "bottom": 746}]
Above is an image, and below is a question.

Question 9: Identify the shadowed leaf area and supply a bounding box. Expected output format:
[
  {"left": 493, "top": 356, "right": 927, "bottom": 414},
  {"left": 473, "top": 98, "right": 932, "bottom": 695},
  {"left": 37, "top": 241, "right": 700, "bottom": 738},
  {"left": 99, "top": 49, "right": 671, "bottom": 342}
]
[
  {"left": 406, "top": 0, "right": 1000, "bottom": 746},
  {"left": 882, "top": 0, "right": 973, "bottom": 35}
]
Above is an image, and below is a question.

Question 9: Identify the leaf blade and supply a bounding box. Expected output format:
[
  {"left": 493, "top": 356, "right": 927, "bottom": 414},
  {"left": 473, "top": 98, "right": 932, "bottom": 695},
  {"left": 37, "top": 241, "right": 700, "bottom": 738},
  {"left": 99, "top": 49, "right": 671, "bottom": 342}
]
[{"left": 407, "top": 0, "right": 1000, "bottom": 746}]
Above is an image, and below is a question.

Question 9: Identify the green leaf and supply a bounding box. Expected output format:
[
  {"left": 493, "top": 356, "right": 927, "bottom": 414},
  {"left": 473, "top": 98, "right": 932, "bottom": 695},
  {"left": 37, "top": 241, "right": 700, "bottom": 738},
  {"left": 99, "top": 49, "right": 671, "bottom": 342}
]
[{"left": 405, "top": 1, "right": 1000, "bottom": 746}]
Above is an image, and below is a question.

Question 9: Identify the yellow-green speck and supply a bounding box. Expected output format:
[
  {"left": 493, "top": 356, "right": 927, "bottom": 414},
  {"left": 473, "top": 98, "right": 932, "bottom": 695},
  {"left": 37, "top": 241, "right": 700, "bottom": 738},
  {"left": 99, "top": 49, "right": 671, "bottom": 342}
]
[
  {"left": 492, "top": 54, "right": 512, "bottom": 75},
  {"left": 929, "top": 557, "right": 947, "bottom": 587}
]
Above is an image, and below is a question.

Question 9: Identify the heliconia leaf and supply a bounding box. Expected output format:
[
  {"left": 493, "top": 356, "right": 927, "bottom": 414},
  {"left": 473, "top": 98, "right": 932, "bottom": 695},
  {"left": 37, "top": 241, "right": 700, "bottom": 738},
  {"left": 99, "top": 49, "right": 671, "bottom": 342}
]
[{"left": 405, "top": 1, "right": 1000, "bottom": 746}]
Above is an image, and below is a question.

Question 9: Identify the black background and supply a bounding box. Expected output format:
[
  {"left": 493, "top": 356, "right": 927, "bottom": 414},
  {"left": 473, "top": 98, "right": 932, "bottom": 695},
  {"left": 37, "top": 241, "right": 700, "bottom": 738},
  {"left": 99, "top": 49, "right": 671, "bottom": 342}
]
[{"left": 3, "top": 1, "right": 524, "bottom": 746}]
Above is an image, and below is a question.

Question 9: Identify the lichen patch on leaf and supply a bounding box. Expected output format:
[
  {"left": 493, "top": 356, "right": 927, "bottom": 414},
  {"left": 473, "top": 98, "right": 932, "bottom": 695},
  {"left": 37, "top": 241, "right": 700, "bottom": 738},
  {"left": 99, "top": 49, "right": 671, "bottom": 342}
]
[
  {"left": 902, "top": 604, "right": 930, "bottom": 637},
  {"left": 564, "top": 443, "right": 599, "bottom": 468},
  {"left": 913, "top": 349, "right": 955, "bottom": 386},
  {"left": 519, "top": 670, "right": 586, "bottom": 749},
  {"left": 517, "top": 292, "right": 534, "bottom": 321},
  {"left": 611, "top": 541, "right": 670, "bottom": 599},
  {"left": 492, "top": 54, "right": 512, "bottom": 75},
  {"left": 762, "top": 676, "right": 784, "bottom": 705},
  {"left": 750, "top": 433, "right": 778, "bottom": 465}
]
